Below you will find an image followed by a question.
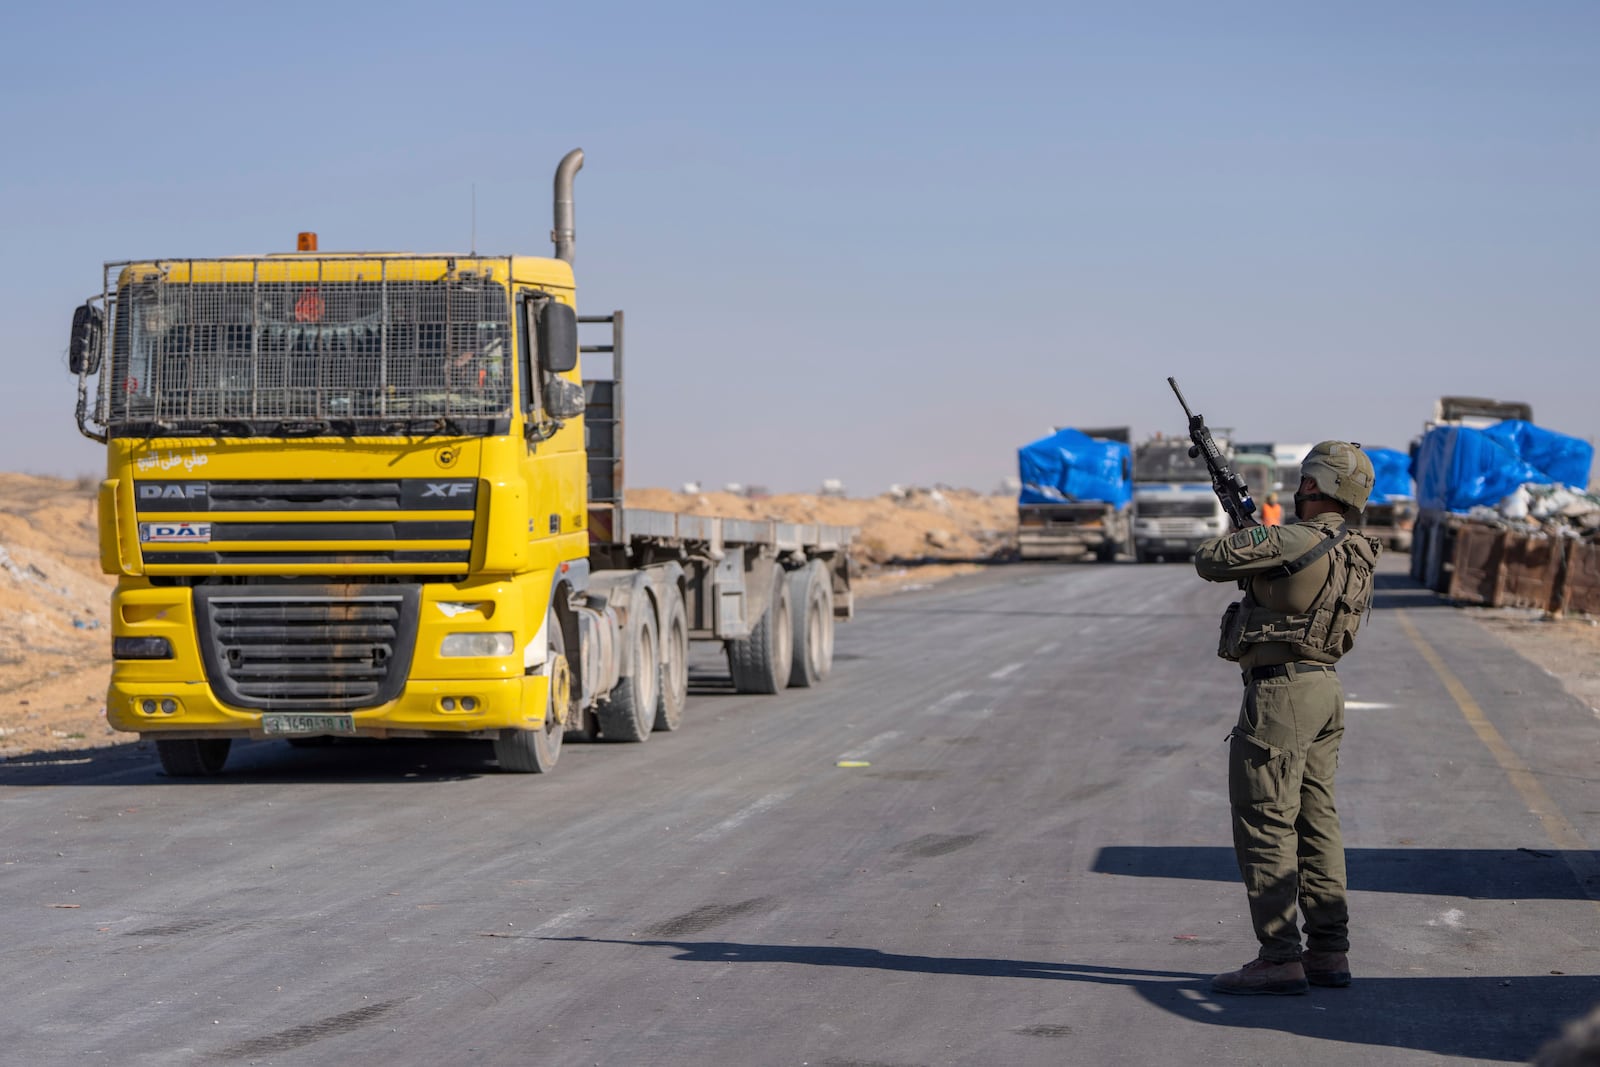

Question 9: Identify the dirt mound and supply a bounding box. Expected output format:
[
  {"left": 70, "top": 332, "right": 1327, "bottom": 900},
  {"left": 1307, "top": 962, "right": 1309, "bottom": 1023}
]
[{"left": 0, "top": 475, "right": 119, "bottom": 758}]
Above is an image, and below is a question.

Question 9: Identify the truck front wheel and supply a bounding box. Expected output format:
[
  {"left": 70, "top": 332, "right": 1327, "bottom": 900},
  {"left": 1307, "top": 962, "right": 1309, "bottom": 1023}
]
[
  {"left": 495, "top": 611, "right": 568, "bottom": 773},
  {"left": 156, "top": 738, "right": 231, "bottom": 777}
]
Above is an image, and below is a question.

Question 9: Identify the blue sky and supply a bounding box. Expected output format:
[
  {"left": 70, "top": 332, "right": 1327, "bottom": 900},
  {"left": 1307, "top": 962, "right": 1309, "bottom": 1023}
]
[{"left": 3, "top": 2, "right": 1595, "bottom": 493}]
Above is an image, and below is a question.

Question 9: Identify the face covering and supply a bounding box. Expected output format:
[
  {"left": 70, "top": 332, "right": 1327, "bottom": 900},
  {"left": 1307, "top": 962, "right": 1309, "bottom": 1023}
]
[{"left": 1294, "top": 490, "right": 1335, "bottom": 520}]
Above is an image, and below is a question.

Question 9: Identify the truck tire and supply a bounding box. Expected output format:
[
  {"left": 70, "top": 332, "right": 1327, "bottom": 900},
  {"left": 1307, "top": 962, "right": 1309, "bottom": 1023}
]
[
  {"left": 787, "top": 561, "right": 834, "bottom": 688},
  {"left": 1409, "top": 520, "right": 1428, "bottom": 582},
  {"left": 156, "top": 738, "right": 231, "bottom": 777},
  {"left": 1095, "top": 539, "right": 1117, "bottom": 563},
  {"left": 599, "top": 606, "right": 659, "bottom": 742},
  {"left": 494, "top": 610, "right": 568, "bottom": 773},
  {"left": 654, "top": 589, "right": 689, "bottom": 732},
  {"left": 728, "top": 568, "right": 793, "bottom": 695}
]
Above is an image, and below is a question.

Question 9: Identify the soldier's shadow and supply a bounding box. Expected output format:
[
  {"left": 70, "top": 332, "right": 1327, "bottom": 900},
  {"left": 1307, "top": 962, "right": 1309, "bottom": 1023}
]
[{"left": 548, "top": 935, "right": 1596, "bottom": 1062}]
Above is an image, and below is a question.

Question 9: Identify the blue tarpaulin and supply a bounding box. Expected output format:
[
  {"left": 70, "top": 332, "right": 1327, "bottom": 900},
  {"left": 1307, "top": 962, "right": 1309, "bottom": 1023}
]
[
  {"left": 1412, "top": 420, "right": 1594, "bottom": 512},
  {"left": 1018, "top": 428, "right": 1132, "bottom": 507},
  {"left": 1365, "top": 448, "right": 1414, "bottom": 503}
]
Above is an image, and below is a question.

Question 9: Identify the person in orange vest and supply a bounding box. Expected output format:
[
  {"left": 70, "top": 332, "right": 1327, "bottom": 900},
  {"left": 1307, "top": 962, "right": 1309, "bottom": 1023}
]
[{"left": 1260, "top": 492, "right": 1284, "bottom": 526}]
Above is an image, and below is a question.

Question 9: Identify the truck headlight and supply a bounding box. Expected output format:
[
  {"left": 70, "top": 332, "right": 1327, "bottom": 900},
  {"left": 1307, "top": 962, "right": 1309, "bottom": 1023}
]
[
  {"left": 440, "top": 632, "right": 514, "bottom": 657},
  {"left": 113, "top": 636, "right": 173, "bottom": 659}
]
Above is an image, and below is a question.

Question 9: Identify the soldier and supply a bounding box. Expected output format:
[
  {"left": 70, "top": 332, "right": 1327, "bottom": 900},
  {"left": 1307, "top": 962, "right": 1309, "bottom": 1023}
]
[{"left": 1193, "top": 441, "right": 1382, "bottom": 995}]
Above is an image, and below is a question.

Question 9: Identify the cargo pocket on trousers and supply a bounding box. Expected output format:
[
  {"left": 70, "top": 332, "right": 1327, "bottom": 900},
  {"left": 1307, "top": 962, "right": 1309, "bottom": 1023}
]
[{"left": 1228, "top": 727, "right": 1288, "bottom": 808}]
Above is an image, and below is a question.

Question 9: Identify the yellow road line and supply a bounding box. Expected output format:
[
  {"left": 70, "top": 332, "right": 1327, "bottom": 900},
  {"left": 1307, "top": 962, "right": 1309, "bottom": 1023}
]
[{"left": 1395, "top": 609, "right": 1598, "bottom": 901}]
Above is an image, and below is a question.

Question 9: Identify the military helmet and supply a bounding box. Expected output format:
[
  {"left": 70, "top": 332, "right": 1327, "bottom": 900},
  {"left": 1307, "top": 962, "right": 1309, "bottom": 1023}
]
[{"left": 1300, "top": 440, "right": 1375, "bottom": 512}]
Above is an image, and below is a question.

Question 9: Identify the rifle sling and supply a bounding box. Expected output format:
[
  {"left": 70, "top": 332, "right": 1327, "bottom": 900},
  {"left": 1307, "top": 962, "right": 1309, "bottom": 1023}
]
[{"left": 1260, "top": 524, "right": 1348, "bottom": 581}]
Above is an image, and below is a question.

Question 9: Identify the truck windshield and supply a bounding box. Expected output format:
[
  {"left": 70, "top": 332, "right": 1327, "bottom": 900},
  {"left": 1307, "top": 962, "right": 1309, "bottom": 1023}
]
[
  {"left": 1134, "top": 442, "right": 1212, "bottom": 482},
  {"left": 105, "top": 273, "right": 512, "bottom": 436}
]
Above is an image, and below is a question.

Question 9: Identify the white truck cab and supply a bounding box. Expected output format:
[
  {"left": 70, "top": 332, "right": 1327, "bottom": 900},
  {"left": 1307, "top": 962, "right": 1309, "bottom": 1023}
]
[{"left": 1131, "top": 438, "right": 1229, "bottom": 562}]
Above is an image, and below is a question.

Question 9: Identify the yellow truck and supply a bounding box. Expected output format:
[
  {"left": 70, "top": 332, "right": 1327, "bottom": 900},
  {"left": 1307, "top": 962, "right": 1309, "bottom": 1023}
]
[{"left": 67, "top": 149, "right": 852, "bottom": 777}]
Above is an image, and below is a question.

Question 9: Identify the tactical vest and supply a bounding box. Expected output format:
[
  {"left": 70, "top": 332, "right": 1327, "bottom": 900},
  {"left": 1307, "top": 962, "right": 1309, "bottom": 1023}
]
[{"left": 1218, "top": 523, "right": 1383, "bottom": 663}]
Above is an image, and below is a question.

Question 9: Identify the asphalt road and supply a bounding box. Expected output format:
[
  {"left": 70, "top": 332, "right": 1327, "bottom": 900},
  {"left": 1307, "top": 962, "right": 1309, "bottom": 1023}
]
[{"left": 4, "top": 557, "right": 1599, "bottom": 1066}]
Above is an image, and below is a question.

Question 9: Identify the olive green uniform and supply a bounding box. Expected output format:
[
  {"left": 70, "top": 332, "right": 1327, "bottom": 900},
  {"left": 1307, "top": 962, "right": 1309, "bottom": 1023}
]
[{"left": 1194, "top": 512, "right": 1366, "bottom": 963}]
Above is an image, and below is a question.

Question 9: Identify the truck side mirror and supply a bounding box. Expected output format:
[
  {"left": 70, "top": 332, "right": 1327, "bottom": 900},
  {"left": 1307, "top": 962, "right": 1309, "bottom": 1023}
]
[
  {"left": 537, "top": 302, "right": 578, "bottom": 374},
  {"left": 69, "top": 303, "right": 104, "bottom": 376}
]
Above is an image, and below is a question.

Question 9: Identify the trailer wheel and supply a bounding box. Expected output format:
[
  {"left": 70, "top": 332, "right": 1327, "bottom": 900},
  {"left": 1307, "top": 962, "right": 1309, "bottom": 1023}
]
[
  {"left": 728, "top": 568, "right": 793, "bottom": 694},
  {"left": 787, "top": 561, "right": 834, "bottom": 688},
  {"left": 1095, "top": 540, "right": 1117, "bottom": 563},
  {"left": 156, "top": 738, "right": 231, "bottom": 777},
  {"left": 599, "top": 606, "right": 659, "bottom": 742},
  {"left": 495, "top": 611, "right": 568, "bottom": 773},
  {"left": 654, "top": 589, "right": 689, "bottom": 732}
]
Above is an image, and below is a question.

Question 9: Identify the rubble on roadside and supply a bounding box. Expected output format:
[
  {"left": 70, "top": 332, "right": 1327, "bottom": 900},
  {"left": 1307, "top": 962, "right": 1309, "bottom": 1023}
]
[{"left": 1463, "top": 482, "right": 1600, "bottom": 538}]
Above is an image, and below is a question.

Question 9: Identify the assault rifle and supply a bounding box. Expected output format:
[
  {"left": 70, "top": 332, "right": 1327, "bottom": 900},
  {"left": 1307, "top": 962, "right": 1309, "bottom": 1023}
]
[{"left": 1167, "top": 377, "right": 1259, "bottom": 530}]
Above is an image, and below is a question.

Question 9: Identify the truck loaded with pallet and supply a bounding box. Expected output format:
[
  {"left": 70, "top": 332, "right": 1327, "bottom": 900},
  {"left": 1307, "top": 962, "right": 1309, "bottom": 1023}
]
[
  {"left": 1016, "top": 426, "right": 1132, "bottom": 561},
  {"left": 1409, "top": 396, "right": 1595, "bottom": 605},
  {"left": 65, "top": 149, "right": 852, "bottom": 777},
  {"left": 1409, "top": 396, "right": 1535, "bottom": 591}
]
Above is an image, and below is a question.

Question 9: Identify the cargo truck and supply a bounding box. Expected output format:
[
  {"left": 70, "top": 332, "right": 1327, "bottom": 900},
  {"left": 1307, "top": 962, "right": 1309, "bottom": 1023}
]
[
  {"left": 1410, "top": 397, "right": 1534, "bottom": 590},
  {"left": 1016, "top": 426, "right": 1132, "bottom": 562},
  {"left": 66, "top": 149, "right": 853, "bottom": 777},
  {"left": 1131, "top": 435, "right": 1229, "bottom": 562}
]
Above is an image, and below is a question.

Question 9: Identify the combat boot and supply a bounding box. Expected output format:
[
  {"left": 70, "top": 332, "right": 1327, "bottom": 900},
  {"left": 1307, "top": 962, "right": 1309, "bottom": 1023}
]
[
  {"left": 1210, "top": 957, "right": 1309, "bottom": 996},
  {"left": 1301, "top": 950, "right": 1351, "bottom": 988}
]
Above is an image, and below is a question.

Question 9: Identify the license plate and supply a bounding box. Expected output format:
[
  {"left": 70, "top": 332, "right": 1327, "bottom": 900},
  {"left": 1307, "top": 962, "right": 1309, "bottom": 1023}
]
[
  {"left": 1164, "top": 539, "right": 1191, "bottom": 548},
  {"left": 261, "top": 713, "right": 357, "bottom": 736}
]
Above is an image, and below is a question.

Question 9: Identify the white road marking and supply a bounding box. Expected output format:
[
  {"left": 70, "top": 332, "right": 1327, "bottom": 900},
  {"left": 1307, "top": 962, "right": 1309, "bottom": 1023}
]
[
  {"left": 1345, "top": 701, "right": 1393, "bottom": 710},
  {"left": 928, "top": 690, "right": 972, "bottom": 712},
  {"left": 837, "top": 730, "right": 902, "bottom": 762},
  {"left": 531, "top": 907, "right": 590, "bottom": 934},
  {"left": 989, "top": 662, "right": 1024, "bottom": 680},
  {"left": 692, "top": 792, "right": 792, "bottom": 843},
  {"left": 1426, "top": 908, "right": 1466, "bottom": 929},
  {"left": 1034, "top": 642, "right": 1061, "bottom": 656}
]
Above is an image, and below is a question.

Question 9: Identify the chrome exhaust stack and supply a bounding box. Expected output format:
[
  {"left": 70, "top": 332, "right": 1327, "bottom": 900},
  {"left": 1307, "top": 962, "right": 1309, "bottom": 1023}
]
[{"left": 552, "top": 148, "right": 584, "bottom": 263}]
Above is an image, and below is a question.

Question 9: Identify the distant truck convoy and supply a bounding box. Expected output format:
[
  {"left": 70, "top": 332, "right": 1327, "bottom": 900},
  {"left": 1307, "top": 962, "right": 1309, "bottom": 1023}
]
[
  {"left": 1016, "top": 426, "right": 1132, "bottom": 562},
  {"left": 1131, "top": 435, "right": 1229, "bottom": 562},
  {"left": 65, "top": 149, "right": 854, "bottom": 777}
]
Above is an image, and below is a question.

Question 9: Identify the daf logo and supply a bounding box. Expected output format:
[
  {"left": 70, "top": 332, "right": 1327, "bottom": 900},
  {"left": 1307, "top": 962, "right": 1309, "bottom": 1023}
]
[
  {"left": 139, "top": 483, "right": 208, "bottom": 501},
  {"left": 422, "top": 482, "right": 474, "bottom": 498},
  {"left": 140, "top": 522, "right": 212, "bottom": 544}
]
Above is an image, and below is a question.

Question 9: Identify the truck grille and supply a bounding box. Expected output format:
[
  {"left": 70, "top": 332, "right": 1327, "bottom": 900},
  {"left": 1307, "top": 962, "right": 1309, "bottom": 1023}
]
[
  {"left": 1154, "top": 518, "right": 1203, "bottom": 538},
  {"left": 135, "top": 478, "right": 476, "bottom": 572},
  {"left": 1137, "top": 500, "right": 1216, "bottom": 518},
  {"left": 193, "top": 585, "right": 420, "bottom": 711}
]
